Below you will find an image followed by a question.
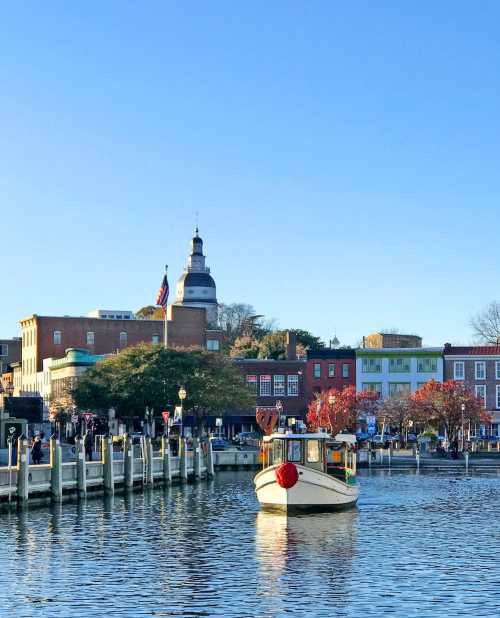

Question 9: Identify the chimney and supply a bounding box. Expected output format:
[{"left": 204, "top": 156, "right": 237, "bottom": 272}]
[{"left": 286, "top": 331, "right": 297, "bottom": 360}]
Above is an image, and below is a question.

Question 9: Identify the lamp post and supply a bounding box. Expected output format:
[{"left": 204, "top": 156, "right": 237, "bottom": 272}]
[
  {"left": 178, "top": 387, "right": 187, "bottom": 437},
  {"left": 461, "top": 403, "right": 465, "bottom": 452}
]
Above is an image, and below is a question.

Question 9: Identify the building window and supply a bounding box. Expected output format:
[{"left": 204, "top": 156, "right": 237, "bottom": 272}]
[
  {"left": 313, "top": 363, "right": 321, "bottom": 379},
  {"left": 0, "top": 344, "right": 8, "bottom": 356},
  {"left": 119, "top": 331, "right": 127, "bottom": 346},
  {"left": 260, "top": 375, "right": 271, "bottom": 396},
  {"left": 496, "top": 361, "right": 500, "bottom": 380},
  {"left": 475, "top": 361, "right": 486, "bottom": 380},
  {"left": 287, "top": 374, "right": 299, "bottom": 396},
  {"left": 274, "top": 375, "right": 285, "bottom": 396},
  {"left": 362, "top": 383, "right": 382, "bottom": 396},
  {"left": 328, "top": 363, "right": 335, "bottom": 377},
  {"left": 152, "top": 335, "right": 160, "bottom": 345},
  {"left": 342, "top": 363, "right": 349, "bottom": 378},
  {"left": 207, "top": 339, "right": 220, "bottom": 351},
  {"left": 454, "top": 361, "right": 465, "bottom": 380},
  {"left": 475, "top": 384, "right": 486, "bottom": 408},
  {"left": 53, "top": 331, "right": 61, "bottom": 345},
  {"left": 86, "top": 331, "right": 95, "bottom": 345},
  {"left": 496, "top": 385, "right": 500, "bottom": 409},
  {"left": 389, "top": 358, "right": 411, "bottom": 372},
  {"left": 417, "top": 358, "right": 438, "bottom": 373},
  {"left": 246, "top": 375, "right": 257, "bottom": 394},
  {"left": 362, "top": 358, "right": 382, "bottom": 373},
  {"left": 389, "top": 383, "right": 411, "bottom": 396}
]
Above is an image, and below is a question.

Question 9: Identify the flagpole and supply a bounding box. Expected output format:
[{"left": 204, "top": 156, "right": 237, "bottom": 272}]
[{"left": 164, "top": 264, "right": 168, "bottom": 349}]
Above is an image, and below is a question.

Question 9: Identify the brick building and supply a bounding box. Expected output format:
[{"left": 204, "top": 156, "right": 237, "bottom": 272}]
[
  {"left": 306, "top": 348, "right": 356, "bottom": 396},
  {"left": 443, "top": 344, "right": 500, "bottom": 436},
  {"left": 362, "top": 332, "right": 422, "bottom": 349},
  {"left": 0, "top": 337, "right": 21, "bottom": 375}
]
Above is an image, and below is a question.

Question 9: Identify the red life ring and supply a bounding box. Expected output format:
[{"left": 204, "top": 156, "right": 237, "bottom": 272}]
[{"left": 275, "top": 462, "right": 299, "bottom": 489}]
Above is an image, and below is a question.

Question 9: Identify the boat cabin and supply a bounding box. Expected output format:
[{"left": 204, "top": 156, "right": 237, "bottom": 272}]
[{"left": 261, "top": 432, "right": 357, "bottom": 483}]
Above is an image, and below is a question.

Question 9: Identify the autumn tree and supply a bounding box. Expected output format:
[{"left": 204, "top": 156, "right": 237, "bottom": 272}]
[
  {"left": 377, "top": 394, "right": 415, "bottom": 445},
  {"left": 136, "top": 305, "right": 164, "bottom": 320},
  {"left": 306, "top": 386, "right": 379, "bottom": 435},
  {"left": 72, "top": 344, "right": 253, "bottom": 434},
  {"left": 411, "top": 380, "right": 489, "bottom": 448}
]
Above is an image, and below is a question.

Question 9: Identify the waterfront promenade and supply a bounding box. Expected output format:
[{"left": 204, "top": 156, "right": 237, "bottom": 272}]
[{"left": 0, "top": 436, "right": 259, "bottom": 509}]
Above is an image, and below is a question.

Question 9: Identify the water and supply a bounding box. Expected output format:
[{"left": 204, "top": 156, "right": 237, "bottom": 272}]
[{"left": 1, "top": 470, "right": 500, "bottom": 617}]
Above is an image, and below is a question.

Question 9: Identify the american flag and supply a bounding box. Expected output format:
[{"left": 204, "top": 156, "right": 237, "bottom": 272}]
[{"left": 156, "top": 267, "right": 169, "bottom": 311}]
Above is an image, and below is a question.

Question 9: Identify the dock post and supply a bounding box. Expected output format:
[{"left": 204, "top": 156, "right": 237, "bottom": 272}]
[
  {"left": 102, "top": 436, "right": 114, "bottom": 495},
  {"left": 193, "top": 438, "right": 201, "bottom": 480},
  {"left": 17, "top": 437, "right": 29, "bottom": 505},
  {"left": 161, "top": 436, "right": 171, "bottom": 484},
  {"left": 146, "top": 437, "right": 154, "bottom": 485},
  {"left": 368, "top": 445, "right": 372, "bottom": 470},
  {"left": 75, "top": 437, "right": 87, "bottom": 498},
  {"left": 124, "top": 435, "right": 134, "bottom": 489},
  {"left": 465, "top": 450, "right": 469, "bottom": 474},
  {"left": 416, "top": 451, "right": 420, "bottom": 471},
  {"left": 50, "top": 437, "right": 63, "bottom": 502},
  {"left": 388, "top": 447, "right": 391, "bottom": 467},
  {"left": 180, "top": 439, "right": 188, "bottom": 482},
  {"left": 207, "top": 438, "right": 215, "bottom": 477}
]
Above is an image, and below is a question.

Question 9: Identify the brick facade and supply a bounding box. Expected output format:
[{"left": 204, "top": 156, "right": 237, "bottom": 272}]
[
  {"left": 306, "top": 348, "right": 356, "bottom": 396},
  {"left": 363, "top": 332, "right": 422, "bottom": 349},
  {"left": 0, "top": 338, "right": 21, "bottom": 375},
  {"left": 444, "top": 344, "right": 500, "bottom": 432}
]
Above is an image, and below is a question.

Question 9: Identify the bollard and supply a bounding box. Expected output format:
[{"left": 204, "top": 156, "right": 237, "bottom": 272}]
[
  {"left": 465, "top": 451, "right": 469, "bottom": 474},
  {"left": 180, "top": 439, "right": 188, "bottom": 482},
  {"left": 17, "top": 438, "right": 29, "bottom": 505},
  {"left": 388, "top": 447, "right": 391, "bottom": 467},
  {"left": 146, "top": 437, "right": 154, "bottom": 485},
  {"left": 102, "top": 437, "right": 114, "bottom": 495},
  {"left": 76, "top": 437, "right": 87, "bottom": 498},
  {"left": 416, "top": 451, "right": 420, "bottom": 471},
  {"left": 207, "top": 438, "right": 215, "bottom": 478},
  {"left": 368, "top": 446, "right": 372, "bottom": 470},
  {"left": 161, "top": 436, "right": 171, "bottom": 484},
  {"left": 124, "top": 435, "right": 134, "bottom": 489},
  {"left": 50, "top": 437, "right": 63, "bottom": 502}
]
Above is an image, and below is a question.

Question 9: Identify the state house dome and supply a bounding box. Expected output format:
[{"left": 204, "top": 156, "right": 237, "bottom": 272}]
[{"left": 175, "top": 229, "right": 218, "bottom": 323}]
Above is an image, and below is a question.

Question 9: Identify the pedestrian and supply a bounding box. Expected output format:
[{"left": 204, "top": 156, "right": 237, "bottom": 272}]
[
  {"left": 31, "top": 436, "right": 43, "bottom": 465},
  {"left": 84, "top": 432, "right": 93, "bottom": 461}
]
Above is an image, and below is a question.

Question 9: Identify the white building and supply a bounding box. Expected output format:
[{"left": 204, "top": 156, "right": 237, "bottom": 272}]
[
  {"left": 356, "top": 347, "right": 443, "bottom": 398},
  {"left": 87, "top": 309, "right": 135, "bottom": 320}
]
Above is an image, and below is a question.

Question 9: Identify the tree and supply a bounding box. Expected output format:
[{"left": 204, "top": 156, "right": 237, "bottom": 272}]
[
  {"left": 306, "top": 386, "right": 379, "bottom": 434},
  {"left": 470, "top": 301, "right": 500, "bottom": 344},
  {"left": 72, "top": 344, "right": 253, "bottom": 434},
  {"left": 256, "top": 329, "right": 320, "bottom": 360},
  {"left": 411, "top": 380, "right": 489, "bottom": 448},
  {"left": 229, "top": 335, "right": 261, "bottom": 359},
  {"left": 216, "top": 302, "right": 275, "bottom": 347},
  {"left": 377, "top": 394, "right": 415, "bottom": 445},
  {"left": 136, "top": 305, "right": 164, "bottom": 320}
]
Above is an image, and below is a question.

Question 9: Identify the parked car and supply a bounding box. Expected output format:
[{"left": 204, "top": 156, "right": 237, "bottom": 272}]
[
  {"left": 211, "top": 437, "right": 230, "bottom": 451},
  {"left": 370, "top": 434, "right": 396, "bottom": 448},
  {"left": 234, "top": 431, "right": 262, "bottom": 446},
  {"left": 356, "top": 432, "right": 370, "bottom": 445}
]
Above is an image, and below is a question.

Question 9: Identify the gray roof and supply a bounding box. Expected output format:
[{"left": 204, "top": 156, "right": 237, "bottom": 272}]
[{"left": 178, "top": 272, "right": 216, "bottom": 288}]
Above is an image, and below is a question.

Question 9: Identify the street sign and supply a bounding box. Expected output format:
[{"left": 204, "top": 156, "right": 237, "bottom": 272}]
[
  {"left": 215, "top": 417, "right": 222, "bottom": 427},
  {"left": 162, "top": 411, "right": 170, "bottom": 423},
  {"left": 174, "top": 406, "right": 182, "bottom": 422}
]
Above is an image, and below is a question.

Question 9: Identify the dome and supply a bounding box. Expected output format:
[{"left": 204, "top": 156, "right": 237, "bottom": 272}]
[{"left": 178, "top": 272, "right": 216, "bottom": 288}]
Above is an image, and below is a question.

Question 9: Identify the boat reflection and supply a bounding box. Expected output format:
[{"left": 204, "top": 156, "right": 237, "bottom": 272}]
[{"left": 255, "top": 509, "right": 358, "bottom": 604}]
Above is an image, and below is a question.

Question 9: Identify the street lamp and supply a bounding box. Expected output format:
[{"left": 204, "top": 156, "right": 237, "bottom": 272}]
[{"left": 178, "top": 387, "right": 187, "bottom": 437}]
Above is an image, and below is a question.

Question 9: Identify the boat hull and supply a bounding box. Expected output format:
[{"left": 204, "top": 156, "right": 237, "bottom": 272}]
[{"left": 254, "top": 464, "right": 358, "bottom": 512}]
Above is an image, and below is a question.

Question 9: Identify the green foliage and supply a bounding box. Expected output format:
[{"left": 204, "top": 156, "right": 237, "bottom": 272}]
[
  {"left": 72, "top": 344, "right": 254, "bottom": 427},
  {"left": 229, "top": 335, "right": 261, "bottom": 359}
]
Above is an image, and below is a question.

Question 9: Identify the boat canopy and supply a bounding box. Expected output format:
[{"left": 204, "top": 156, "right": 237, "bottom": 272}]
[{"left": 262, "top": 432, "right": 356, "bottom": 444}]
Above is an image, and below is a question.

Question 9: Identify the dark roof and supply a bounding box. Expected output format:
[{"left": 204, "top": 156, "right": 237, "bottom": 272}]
[
  {"left": 444, "top": 345, "right": 500, "bottom": 355},
  {"left": 178, "top": 272, "right": 216, "bottom": 288},
  {"left": 307, "top": 348, "right": 356, "bottom": 360}
]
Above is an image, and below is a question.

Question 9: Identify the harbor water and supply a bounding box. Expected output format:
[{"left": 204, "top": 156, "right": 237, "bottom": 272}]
[{"left": 1, "top": 469, "right": 500, "bottom": 617}]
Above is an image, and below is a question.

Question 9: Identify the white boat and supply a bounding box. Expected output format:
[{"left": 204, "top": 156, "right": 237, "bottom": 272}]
[{"left": 254, "top": 431, "right": 358, "bottom": 512}]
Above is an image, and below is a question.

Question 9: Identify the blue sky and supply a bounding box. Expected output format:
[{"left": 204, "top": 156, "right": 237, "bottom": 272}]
[{"left": 1, "top": 1, "right": 499, "bottom": 347}]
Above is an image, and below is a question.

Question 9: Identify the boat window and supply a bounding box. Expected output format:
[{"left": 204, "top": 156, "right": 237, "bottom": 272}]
[
  {"left": 287, "top": 440, "right": 302, "bottom": 463},
  {"left": 307, "top": 440, "right": 320, "bottom": 463},
  {"left": 273, "top": 440, "right": 284, "bottom": 464}
]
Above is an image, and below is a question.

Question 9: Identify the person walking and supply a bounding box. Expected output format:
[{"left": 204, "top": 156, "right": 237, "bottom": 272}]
[
  {"left": 84, "top": 432, "right": 93, "bottom": 461},
  {"left": 31, "top": 436, "right": 43, "bottom": 465}
]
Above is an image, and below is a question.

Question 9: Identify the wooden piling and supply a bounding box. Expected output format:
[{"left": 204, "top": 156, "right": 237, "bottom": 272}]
[
  {"left": 50, "top": 437, "right": 63, "bottom": 502},
  {"left": 180, "top": 439, "right": 188, "bottom": 482},
  {"left": 207, "top": 438, "right": 215, "bottom": 477},
  {"left": 124, "top": 435, "right": 134, "bottom": 489},
  {"left": 161, "top": 436, "right": 171, "bottom": 485},
  {"left": 17, "top": 438, "right": 29, "bottom": 505},
  {"left": 76, "top": 437, "right": 87, "bottom": 498},
  {"left": 102, "top": 437, "right": 114, "bottom": 495}
]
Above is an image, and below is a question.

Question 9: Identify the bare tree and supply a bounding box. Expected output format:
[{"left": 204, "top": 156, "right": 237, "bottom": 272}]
[
  {"left": 216, "top": 303, "right": 275, "bottom": 346},
  {"left": 470, "top": 301, "right": 500, "bottom": 344}
]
